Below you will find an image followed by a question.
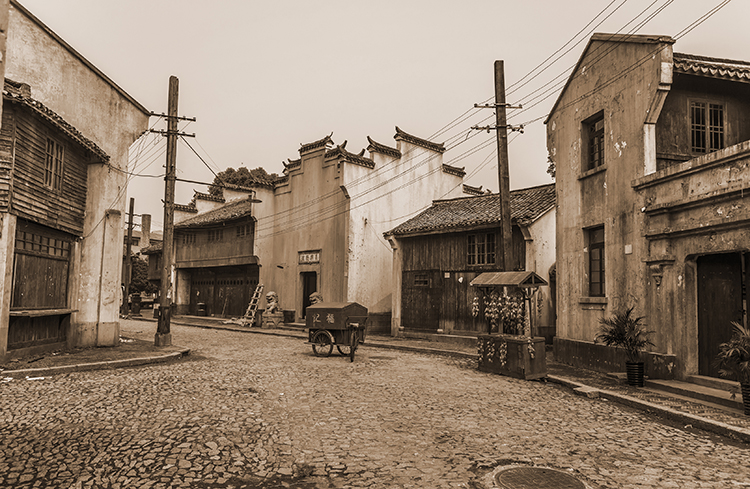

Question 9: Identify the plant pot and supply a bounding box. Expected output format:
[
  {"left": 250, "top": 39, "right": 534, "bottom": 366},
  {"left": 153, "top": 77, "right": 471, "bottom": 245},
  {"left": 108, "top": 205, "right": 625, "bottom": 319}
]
[
  {"left": 625, "top": 361, "right": 645, "bottom": 387},
  {"left": 741, "top": 382, "right": 750, "bottom": 416}
]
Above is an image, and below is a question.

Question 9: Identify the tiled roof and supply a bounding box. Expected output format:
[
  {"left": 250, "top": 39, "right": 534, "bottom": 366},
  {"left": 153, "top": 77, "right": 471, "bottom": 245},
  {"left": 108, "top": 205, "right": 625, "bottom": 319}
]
[
  {"left": 299, "top": 134, "right": 334, "bottom": 155},
  {"left": 674, "top": 52, "right": 750, "bottom": 83},
  {"left": 325, "top": 141, "right": 375, "bottom": 169},
  {"left": 3, "top": 79, "right": 109, "bottom": 162},
  {"left": 284, "top": 158, "right": 301, "bottom": 172},
  {"left": 366, "top": 136, "right": 401, "bottom": 158},
  {"left": 140, "top": 241, "right": 162, "bottom": 254},
  {"left": 394, "top": 126, "right": 445, "bottom": 154},
  {"left": 386, "top": 183, "right": 555, "bottom": 236},
  {"left": 174, "top": 196, "right": 256, "bottom": 229},
  {"left": 442, "top": 164, "right": 465, "bottom": 177},
  {"left": 174, "top": 202, "right": 197, "bottom": 213},
  {"left": 463, "top": 184, "right": 485, "bottom": 196},
  {"left": 194, "top": 191, "right": 225, "bottom": 203}
]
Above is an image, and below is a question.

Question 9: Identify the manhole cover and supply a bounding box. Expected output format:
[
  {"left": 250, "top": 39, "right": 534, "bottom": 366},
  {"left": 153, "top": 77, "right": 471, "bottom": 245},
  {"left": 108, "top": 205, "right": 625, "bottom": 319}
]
[{"left": 495, "top": 466, "right": 585, "bottom": 489}]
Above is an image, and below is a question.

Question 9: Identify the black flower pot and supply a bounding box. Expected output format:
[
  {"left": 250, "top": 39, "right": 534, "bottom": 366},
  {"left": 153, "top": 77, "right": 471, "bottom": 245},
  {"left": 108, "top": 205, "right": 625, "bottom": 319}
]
[
  {"left": 741, "top": 383, "right": 750, "bottom": 416},
  {"left": 625, "top": 361, "right": 645, "bottom": 387}
]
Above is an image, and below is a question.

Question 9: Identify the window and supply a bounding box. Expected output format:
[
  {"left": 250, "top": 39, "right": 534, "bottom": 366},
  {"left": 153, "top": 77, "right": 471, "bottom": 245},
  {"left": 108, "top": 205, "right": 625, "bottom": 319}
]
[
  {"left": 587, "top": 226, "right": 605, "bottom": 297},
  {"left": 208, "top": 229, "right": 223, "bottom": 242},
  {"left": 236, "top": 223, "right": 251, "bottom": 238},
  {"left": 182, "top": 233, "right": 196, "bottom": 245},
  {"left": 414, "top": 273, "right": 429, "bottom": 287},
  {"left": 690, "top": 101, "right": 724, "bottom": 154},
  {"left": 583, "top": 112, "right": 604, "bottom": 171},
  {"left": 468, "top": 233, "right": 496, "bottom": 266},
  {"left": 45, "top": 138, "right": 64, "bottom": 190}
]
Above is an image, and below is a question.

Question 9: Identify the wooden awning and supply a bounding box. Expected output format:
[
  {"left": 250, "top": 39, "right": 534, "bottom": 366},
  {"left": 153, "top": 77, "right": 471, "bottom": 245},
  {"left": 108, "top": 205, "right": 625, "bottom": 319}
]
[{"left": 470, "top": 271, "right": 548, "bottom": 288}]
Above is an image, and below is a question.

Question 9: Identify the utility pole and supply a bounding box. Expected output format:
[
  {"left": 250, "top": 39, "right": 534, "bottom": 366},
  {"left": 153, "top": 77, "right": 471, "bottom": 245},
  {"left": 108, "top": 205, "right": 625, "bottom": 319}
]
[
  {"left": 472, "top": 60, "right": 523, "bottom": 271},
  {"left": 494, "top": 60, "right": 513, "bottom": 272},
  {"left": 152, "top": 76, "right": 196, "bottom": 347},
  {"left": 155, "top": 76, "right": 178, "bottom": 347},
  {"left": 124, "top": 197, "right": 135, "bottom": 316}
]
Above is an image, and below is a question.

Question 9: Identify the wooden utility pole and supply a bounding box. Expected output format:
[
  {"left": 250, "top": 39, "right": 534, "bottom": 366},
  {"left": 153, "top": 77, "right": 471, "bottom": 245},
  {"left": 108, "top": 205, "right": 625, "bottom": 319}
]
[
  {"left": 473, "top": 61, "right": 523, "bottom": 270},
  {"left": 494, "top": 60, "right": 513, "bottom": 271},
  {"left": 156, "top": 76, "right": 179, "bottom": 347},
  {"left": 123, "top": 197, "right": 135, "bottom": 316}
]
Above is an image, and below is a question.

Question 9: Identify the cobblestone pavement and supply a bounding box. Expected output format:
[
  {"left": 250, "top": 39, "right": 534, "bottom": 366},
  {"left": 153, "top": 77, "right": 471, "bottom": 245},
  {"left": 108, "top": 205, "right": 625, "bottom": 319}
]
[{"left": 1, "top": 321, "right": 749, "bottom": 488}]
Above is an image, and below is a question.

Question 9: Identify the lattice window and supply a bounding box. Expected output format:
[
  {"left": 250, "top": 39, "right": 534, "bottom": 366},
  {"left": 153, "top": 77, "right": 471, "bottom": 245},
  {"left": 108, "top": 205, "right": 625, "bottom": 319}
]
[
  {"left": 691, "top": 101, "right": 724, "bottom": 154},
  {"left": 45, "top": 138, "right": 64, "bottom": 190}
]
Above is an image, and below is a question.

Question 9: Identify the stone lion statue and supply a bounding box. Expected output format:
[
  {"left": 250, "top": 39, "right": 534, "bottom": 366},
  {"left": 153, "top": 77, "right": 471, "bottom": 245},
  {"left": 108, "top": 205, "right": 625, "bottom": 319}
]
[
  {"left": 265, "top": 291, "right": 280, "bottom": 313},
  {"left": 309, "top": 292, "right": 324, "bottom": 305}
]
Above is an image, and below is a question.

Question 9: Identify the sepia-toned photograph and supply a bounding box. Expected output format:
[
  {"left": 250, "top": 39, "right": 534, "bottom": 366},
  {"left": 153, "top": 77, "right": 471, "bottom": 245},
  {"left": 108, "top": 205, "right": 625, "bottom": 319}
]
[{"left": 0, "top": 1, "right": 748, "bottom": 487}]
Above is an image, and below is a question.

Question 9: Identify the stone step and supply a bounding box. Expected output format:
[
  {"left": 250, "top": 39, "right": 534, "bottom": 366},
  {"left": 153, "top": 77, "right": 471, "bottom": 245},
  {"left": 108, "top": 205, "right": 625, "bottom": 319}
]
[
  {"left": 399, "top": 331, "right": 478, "bottom": 348},
  {"left": 645, "top": 378, "right": 744, "bottom": 411},
  {"left": 685, "top": 374, "right": 740, "bottom": 392}
]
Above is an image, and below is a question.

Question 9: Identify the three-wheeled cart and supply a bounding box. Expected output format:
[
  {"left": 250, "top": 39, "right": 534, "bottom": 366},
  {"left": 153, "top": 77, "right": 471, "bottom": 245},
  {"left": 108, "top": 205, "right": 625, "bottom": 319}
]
[{"left": 306, "top": 302, "right": 368, "bottom": 362}]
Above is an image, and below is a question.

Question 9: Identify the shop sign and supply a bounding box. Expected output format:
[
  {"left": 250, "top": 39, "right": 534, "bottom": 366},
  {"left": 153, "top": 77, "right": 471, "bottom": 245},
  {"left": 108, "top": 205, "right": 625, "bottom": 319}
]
[{"left": 298, "top": 250, "right": 320, "bottom": 264}]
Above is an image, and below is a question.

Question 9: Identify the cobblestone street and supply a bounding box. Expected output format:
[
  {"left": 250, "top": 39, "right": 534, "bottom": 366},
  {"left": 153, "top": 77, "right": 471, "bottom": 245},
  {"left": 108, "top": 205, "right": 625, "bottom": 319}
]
[{"left": 1, "top": 321, "right": 749, "bottom": 488}]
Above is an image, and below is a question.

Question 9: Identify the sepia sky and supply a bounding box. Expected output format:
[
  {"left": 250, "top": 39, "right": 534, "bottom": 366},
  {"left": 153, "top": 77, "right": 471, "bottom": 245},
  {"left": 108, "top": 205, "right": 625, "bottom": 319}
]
[{"left": 17, "top": 0, "right": 748, "bottom": 231}]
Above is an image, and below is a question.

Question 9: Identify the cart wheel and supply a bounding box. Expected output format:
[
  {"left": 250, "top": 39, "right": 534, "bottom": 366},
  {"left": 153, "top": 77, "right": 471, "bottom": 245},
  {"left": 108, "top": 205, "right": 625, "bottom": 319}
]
[
  {"left": 349, "top": 334, "right": 358, "bottom": 362},
  {"left": 336, "top": 345, "right": 351, "bottom": 356},
  {"left": 311, "top": 330, "right": 334, "bottom": 357}
]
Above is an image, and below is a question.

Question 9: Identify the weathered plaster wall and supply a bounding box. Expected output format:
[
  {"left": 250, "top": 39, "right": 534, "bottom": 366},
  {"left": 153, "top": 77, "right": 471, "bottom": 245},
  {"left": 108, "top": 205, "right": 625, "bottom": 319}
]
[
  {"left": 635, "top": 142, "right": 750, "bottom": 378},
  {"left": 546, "top": 36, "right": 671, "bottom": 351},
  {"left": 4, "top": 2, "right": 150, "bottom": 346},
  {"left": 525, "top": 207, "right": 556, "bottom": 331},
  {"left": 345, "top": 141, "right": 465, "bottom": 320},
  {"left": 260, "top": 148, "right": 349, "bottom": 321}
]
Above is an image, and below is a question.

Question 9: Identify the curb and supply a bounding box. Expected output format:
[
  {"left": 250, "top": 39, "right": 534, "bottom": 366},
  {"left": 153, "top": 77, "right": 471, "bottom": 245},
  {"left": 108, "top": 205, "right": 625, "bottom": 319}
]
[
  {"left": 547, "top": 375, "right": 750, "bottom": 444},
  {"left": 2, "top": 349, "right": 190, "bottom": 378}
]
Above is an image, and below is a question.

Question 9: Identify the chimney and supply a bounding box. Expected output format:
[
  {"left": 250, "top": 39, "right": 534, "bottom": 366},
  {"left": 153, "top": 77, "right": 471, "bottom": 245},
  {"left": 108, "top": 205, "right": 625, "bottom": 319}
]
[{"left": 141, "top": 214, "right": 151, "bottom": 248}]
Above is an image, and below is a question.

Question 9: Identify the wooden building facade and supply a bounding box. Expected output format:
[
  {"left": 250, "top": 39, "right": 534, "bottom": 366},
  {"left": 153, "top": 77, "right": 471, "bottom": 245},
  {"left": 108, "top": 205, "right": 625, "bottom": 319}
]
[
  {"left": 385, "top": 183, "right": 556, "bottom": 336},
  {"left": 171, "top": 192, "right": 261, "bottom": 318},
  {"left": 1, "top": 79, "right": 108, "bottom": 354}
]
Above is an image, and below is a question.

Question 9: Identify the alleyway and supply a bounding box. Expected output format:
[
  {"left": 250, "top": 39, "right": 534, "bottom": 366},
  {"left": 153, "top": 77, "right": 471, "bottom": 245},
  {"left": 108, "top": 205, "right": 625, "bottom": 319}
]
[{"left": 1, "top": 320, "right": 748, "bottom": 488}]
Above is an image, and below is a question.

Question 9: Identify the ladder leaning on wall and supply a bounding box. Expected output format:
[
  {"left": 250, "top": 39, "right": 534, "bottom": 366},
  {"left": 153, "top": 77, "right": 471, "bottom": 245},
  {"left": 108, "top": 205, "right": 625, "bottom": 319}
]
[
  {"left": 242, "top": 283, "right": 264, "bottom": 326},
  {"left": 223, "top": 283, "right": 264, "bottom": 327}
]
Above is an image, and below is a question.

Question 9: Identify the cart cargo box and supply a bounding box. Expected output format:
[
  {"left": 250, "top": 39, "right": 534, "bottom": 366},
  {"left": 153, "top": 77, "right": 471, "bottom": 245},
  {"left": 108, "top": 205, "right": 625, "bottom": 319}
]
[
  {"left": 306, "top": 302, "right": 368, "bottom": 333},
  {"left": 306, "top": 302, "right": 368, "bottom": 361}
]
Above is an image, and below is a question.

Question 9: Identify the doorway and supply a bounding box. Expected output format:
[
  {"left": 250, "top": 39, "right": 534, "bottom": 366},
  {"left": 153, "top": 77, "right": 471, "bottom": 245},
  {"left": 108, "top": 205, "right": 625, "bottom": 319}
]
[
  {"left": 697, "top": 252, "right": 745, "bottom": 377},
  {"left": 301, "top": 271, "right": 317, "bottom": 318}
]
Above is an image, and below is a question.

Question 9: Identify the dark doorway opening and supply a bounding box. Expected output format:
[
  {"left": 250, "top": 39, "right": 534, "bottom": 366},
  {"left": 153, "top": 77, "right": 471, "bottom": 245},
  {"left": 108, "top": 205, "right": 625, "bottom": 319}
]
[
  {"left": 301, "top": 271, "right": 317, "bottom": 318},
  {"left": 697, "top": 252, "right": 746, "bottom": 377}
]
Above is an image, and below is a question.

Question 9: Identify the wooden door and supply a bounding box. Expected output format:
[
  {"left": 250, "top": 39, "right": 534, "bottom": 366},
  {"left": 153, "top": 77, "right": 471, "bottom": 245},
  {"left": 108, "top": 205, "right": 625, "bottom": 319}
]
[
  {"left": 697, "top": 253, "right": 743, "bottom": 377},
  {"left": 401, "top": 270, "right": 442, "bottom": 332},
  {"left": 301, "top": 272, "right": 317, "bottom": 318}
]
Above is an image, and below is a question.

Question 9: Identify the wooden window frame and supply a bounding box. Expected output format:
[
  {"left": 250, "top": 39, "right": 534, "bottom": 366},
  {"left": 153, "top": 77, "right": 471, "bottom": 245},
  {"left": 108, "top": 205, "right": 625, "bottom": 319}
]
[
  {"left": 468, "top": 233, "right": 496, "bottom": 266},
  {"left": 582, "top": 111, "right": 605, "bottom": 171},
  {"left": 45, "top": 137, "right": 64, "bottom": 191},
  {"left": 414, "top": 273, "right": 429, "bottom": 287},
  {"left": 690, "top": 99, "right": 724, "bottom": 155},
  {"left": 587, "top": 226, "right": 605, "bottom": 297}
]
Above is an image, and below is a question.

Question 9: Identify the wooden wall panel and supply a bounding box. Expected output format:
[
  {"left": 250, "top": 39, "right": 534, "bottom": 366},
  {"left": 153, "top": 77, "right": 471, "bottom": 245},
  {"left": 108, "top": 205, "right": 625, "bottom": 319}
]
[{"left": 10, "top": 106, "right": 88, "bottom": 235}]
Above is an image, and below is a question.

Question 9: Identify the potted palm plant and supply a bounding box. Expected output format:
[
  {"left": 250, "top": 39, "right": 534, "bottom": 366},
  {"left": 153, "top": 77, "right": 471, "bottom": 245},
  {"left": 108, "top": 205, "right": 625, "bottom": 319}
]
[
  {"left": 715, "top": 321, "right": 750, "bottom": 416},
  {"left": 595, "top": 307, "right": 654, "bottom": 387}
]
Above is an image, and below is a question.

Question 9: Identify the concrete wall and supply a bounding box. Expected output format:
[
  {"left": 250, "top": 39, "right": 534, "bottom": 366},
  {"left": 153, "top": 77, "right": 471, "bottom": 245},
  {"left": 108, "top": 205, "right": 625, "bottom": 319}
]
[
  {"left": 252, "top": 133, "right": 466, "bottom": 326},
  {"left": 524, "top": 207, "right": 556, "bottom": 335},
  {"left": 548, "top": 33, "right": 750, "bottom": 379},
  {"left": 546, "top": 35, "right": 673, "bottom": 371},
  {"left": 4, "top": 1, "right": 150, "bottom": 347},
  {"left": 634, "top": 141, "right": 750, "bottom": 378},
  {"left": 345, "top": 140, "right": 465, "bottom": 319},
  {"left": 256, "top": 146, "right": 349, "bottom": 321}
]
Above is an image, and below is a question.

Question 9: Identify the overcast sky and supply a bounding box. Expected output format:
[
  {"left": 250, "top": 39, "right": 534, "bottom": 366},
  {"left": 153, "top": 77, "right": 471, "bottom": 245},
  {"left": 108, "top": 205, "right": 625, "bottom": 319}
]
[{"left": 19, "top": 0, "right": 748, "bottom": 231}]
